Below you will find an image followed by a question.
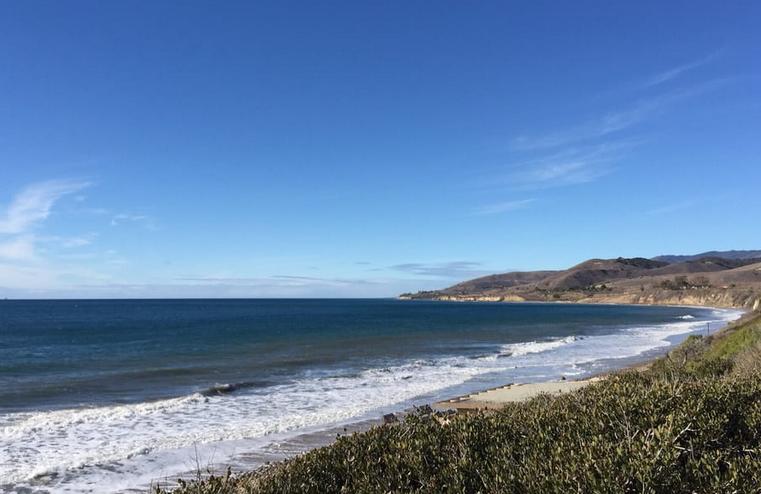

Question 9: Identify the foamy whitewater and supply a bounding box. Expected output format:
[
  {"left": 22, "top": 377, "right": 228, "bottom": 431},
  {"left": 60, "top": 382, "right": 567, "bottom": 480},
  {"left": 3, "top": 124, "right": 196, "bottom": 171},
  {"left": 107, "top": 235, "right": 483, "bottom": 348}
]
[{"left": 0, "top": 300, "right": 743, "bottom": 493}]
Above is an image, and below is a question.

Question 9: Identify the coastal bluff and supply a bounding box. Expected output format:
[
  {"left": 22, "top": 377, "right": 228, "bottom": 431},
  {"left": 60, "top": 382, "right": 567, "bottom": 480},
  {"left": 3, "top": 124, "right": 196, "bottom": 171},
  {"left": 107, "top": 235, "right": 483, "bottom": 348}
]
[{"left": 400, "top": 250, "right": 761, "bottom": 310}]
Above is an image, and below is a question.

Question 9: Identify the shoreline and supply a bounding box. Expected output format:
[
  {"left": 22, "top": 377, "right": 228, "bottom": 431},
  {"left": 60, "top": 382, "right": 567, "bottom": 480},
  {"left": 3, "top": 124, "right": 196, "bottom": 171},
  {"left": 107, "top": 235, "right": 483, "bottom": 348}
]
[
  {"left": 151, "top": 303, "right": 747, "bottom": 490},
  {"left": 162, "top": 309, "right": 761, "bottom": 493},
  {"left": 5, "top": 301, "right": 748, "bottom": 492},
  {"left": 168, "top": 303, "right": 747, "bottom": 487},
  {"left": 430, "top": 305, "right": 750, "bottom": 413},
  {"left": 399, "top": 296, "right": 750, "bottom": 311}
]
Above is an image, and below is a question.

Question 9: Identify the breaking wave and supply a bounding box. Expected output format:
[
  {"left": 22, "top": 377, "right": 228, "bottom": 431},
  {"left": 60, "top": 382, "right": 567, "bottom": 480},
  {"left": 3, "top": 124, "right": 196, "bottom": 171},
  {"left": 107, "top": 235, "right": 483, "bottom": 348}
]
[{"left": 498, "top": 335, "right": 578, "bottom": 357}]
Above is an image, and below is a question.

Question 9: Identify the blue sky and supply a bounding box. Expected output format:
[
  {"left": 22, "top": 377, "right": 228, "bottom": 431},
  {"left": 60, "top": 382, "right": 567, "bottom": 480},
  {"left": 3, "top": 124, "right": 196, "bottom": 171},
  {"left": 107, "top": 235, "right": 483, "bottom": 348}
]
[{"left": 0, "top": 1, "right": 759, "bottom": 298}]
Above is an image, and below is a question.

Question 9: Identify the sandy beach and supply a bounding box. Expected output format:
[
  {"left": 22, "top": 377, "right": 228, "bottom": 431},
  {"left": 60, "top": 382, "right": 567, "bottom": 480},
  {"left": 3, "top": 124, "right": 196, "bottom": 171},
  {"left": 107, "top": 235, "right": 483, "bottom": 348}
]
[{"left": 433, "top": 378, "right": 601, "bottom": 411}]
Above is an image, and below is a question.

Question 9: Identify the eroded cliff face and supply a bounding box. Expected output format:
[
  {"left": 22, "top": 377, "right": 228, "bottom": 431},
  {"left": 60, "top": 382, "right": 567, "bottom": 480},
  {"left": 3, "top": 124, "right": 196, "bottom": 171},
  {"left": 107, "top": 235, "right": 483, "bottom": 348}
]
[
  {"left": 578, "top": 289, "right": 760, "bottom": 310},
  {"left": 435, "top": 294, "right": 526, "bottom": 302},
  {"left": 411, "top": 288, "right": 760, "bottom": 310}
]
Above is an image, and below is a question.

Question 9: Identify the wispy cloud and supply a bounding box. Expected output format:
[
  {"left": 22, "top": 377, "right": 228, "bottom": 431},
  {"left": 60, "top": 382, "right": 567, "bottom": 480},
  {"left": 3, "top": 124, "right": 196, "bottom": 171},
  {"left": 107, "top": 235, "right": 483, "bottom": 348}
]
[
  {"left": 641, "top": 52, "right": 718, "bottom": 89},
  {"left": 494, "top": 74, "right": 733, "bottom": 196},
  {"left": 59, "top": 235, "right": 96, "bottom": 248},
  {"left": 487, "top": 141, "right": 635, "bottom": 190},
  {"left": 37, "top": 233, "right": 98, "bottom": 249},
  {"left": 0, "top": 179, "right": 91, "bottom": 234},
  {"left": 0, "top": 180, "right": 181, "bottom": 297},
  {"left": 592, "top": 51, "right": 722, "bottom": 101},
  {"left": 0, "top": 180, "right": 92, "bottom": 263},
  {"left": 272, "top": 275, "right": 373, "bottom": 285},
  {"left": 511, "top": 79, "right": 729, "bottom": 152},
  {"left": 111, "top": 213, "right": 157, "bottom": 230},
  {"left": 0, "top": 260, "right": 113, "bottom": 292},
  {"left": 0, "top": 180, "right": 137, "bottom": 291},
  {"left": 646, "top": 200, "right": 697, "bottom": 216},
  {"left": 0, "top": 236, "right": 36, "bottom": 261},
  {"left": 9, "top": 275, "right": 426, "bottom": 299},
  {"left": 389, "top": 261, "right": 486, "bottom": 279},
  {"left": 174, "top": 274, "right": 379, "bottom": 289},
  {"left": 472, "top": 198, "right": 535, "bottom": 216},
  {"left": 516, "top": 159, "right": 610, "bottom": 187}
]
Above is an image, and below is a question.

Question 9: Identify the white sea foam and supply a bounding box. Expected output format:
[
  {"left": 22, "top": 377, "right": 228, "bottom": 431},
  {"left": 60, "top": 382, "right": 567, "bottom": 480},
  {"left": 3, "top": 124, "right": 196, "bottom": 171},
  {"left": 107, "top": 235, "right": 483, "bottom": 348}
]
[
  {"left": 499, "top": 335, "right": 577, "bottom": 357},
  {"left": 0, "top": 307, "right": 744, "bottom": 493}
]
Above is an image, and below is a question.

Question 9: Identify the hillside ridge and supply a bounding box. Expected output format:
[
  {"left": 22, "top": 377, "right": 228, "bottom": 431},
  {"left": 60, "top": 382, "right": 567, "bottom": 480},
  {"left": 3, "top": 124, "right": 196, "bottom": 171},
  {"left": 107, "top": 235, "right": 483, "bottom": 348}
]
[{"left": 400, "top": 252, "right": 761, "bottom": 310}]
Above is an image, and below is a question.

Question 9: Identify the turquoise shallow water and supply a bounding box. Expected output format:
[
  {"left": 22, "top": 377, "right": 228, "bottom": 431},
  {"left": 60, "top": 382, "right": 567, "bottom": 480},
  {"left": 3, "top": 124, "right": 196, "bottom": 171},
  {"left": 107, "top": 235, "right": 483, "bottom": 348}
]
[{"left": 0, "top": 299, "right": 742, "bottom": 492}]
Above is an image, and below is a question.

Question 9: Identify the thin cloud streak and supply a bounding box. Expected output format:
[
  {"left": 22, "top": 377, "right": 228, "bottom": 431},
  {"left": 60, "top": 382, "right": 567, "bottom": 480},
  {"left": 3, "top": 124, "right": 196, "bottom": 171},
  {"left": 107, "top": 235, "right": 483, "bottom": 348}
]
[
  {"left": 389, "top": 261, "right": 487, "bottom": 279},
  {"left": 511, "top": 79, "right": 730, "bottom": 152},
  {"left": 472, "top": 199, "right": 535, "bottom": 216},
  {"left": 1, "top": 276, "right": 437, "bottom": 299},
  {"left": 176, "top": 275, "right": 379, "bottom": 287},
  {"left": 641, "top": 52, "right": 719, "bottom": 89},
  {"left": 495, "top": 77, "right": 732, "bottom": 194},
  {"left": 646, "top": 200, "right": 697, "bottom": 216},
  {"left": 111, "top": 213, "right": 158, "bottom": 230},
  {"left": 486, "top": 141, "right": 637, "bottom": 190}
]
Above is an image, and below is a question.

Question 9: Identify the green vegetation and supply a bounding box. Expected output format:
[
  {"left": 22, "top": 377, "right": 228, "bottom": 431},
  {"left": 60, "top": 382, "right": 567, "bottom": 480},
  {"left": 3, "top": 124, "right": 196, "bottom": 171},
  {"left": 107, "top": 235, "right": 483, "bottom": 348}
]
[
  {"left": 614, "top": 257, "right": 668, "bottom": 269},
  {"left": 159, "top": 314, "right": 761, "bottom": 494},
  {"left": 706, "top": 316, "right": 761, "bottom": 361},
  {"left": 659, "top": 275, "right": 712, "bottom": 290}
]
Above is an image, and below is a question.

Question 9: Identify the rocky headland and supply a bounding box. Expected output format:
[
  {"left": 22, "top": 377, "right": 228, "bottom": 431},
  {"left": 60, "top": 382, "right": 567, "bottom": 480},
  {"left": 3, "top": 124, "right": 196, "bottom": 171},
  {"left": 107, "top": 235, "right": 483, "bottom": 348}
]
[{"left": 400, "top": 250, "right": 761, "bottom": 310}]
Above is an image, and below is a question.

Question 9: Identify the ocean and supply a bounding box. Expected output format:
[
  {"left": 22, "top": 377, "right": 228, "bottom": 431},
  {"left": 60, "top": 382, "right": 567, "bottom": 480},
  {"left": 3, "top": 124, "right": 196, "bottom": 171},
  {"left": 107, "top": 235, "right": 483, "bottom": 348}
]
[{"left": 0, "top": 299, "right": 743, "bottom": 493}]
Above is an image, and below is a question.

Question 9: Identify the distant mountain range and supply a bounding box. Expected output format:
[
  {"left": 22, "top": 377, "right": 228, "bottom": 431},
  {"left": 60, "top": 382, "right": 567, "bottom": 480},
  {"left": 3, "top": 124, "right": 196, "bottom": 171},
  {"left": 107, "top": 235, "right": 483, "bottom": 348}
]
[
  {"left": 654, "top": 250, "right": 761, "bottom": 263},
  {"left": 400, "top": 250, "right": 761, "bottom": 310}
]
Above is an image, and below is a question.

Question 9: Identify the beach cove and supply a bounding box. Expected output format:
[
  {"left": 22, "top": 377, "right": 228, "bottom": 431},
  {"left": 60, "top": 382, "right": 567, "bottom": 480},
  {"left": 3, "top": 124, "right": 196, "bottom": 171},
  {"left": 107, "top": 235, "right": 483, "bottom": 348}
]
[{"left": 0, "top": 299, "right": 743, "bottom": 493}]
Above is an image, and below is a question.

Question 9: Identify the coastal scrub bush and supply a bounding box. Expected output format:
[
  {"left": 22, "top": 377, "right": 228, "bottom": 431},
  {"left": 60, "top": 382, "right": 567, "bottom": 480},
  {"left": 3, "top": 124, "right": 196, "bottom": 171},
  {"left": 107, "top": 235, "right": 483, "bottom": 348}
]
[
  {"left": 161, "top": 315, "right": 761, "bottom": 494},
  {"left": 706, "top": 315, "right": 761, "bottom": 361},
  {"left": 732, "top": 341, "right": 761, "bottom": 377}
]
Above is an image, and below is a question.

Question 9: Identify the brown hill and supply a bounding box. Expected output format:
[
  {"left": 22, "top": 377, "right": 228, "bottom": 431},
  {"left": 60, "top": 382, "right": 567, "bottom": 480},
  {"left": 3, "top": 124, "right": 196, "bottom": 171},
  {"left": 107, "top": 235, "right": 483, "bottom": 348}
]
[
  {"left": 438, "top": 271, "right": 557, "bottom": 296},
  {"left": 537, "top": 257, "right": 666, "bottom": 290},
  {"left": 400, "top": 255, "right": 761, "bottom": 310},
  {"left": 646, "top": 257, "right": 761, "bottom": 276}
]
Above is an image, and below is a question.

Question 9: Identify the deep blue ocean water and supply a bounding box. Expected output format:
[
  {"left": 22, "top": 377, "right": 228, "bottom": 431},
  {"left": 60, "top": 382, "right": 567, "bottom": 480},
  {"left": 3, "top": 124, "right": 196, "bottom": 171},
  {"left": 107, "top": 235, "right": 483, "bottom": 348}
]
[{"left": 0, "top": 299, "right": 742, "bottom": 492}]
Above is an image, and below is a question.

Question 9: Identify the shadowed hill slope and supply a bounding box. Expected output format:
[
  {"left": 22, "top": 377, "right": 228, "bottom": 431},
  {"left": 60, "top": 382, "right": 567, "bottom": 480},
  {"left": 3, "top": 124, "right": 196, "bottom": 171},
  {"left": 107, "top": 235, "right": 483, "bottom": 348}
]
[
  {"left": 400, "top": 253, "right": 761, "bottom": 310},
  {"left": 536, "top": 257, "right": 667, "bottom": 290},
  {"left": 437, "top": 271, "right": 558, "bottom": 296}
]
